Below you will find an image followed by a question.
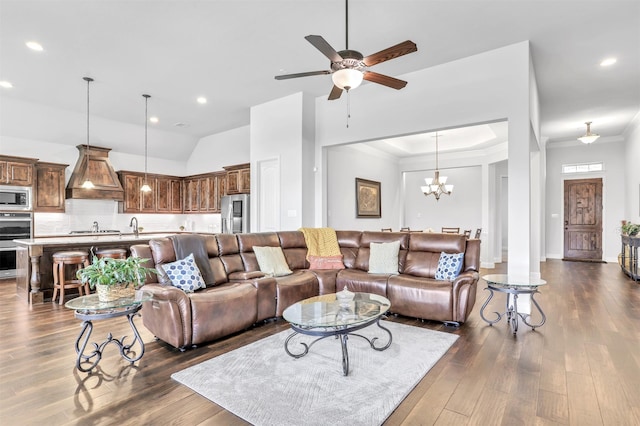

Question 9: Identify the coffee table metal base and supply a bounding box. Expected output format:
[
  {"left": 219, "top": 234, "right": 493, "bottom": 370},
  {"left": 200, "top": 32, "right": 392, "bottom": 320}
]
[
  {"left": 73, "top": 305, "right": 145, "bottom": 372},
  {"left": 284, "top": 317, "right": 392, "bottom": 376}
]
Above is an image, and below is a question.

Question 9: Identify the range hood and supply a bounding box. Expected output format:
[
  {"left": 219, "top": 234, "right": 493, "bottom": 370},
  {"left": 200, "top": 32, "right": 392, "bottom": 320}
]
[{"left": 66, "top": 144, "right": 124, "bottom": 200}]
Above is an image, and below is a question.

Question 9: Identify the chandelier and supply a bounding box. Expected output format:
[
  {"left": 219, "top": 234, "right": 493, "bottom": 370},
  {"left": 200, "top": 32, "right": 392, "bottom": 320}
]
[
  {"left": 577, "top": 121, "right": 600, "bottom": 144},
  {"left": 421, "top": 132, "right": 453, "bottom": 201}
]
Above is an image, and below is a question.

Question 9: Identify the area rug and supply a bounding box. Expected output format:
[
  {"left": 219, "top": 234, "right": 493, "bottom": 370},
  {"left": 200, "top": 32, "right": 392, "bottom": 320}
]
[{"left": 171, "top": 321, "right": 458, "bottom": 426}]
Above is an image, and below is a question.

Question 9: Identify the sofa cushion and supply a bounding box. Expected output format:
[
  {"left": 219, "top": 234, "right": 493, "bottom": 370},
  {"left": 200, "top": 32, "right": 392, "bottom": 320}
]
[
  {"left": 309, "top": 255, "right": 345, "bottom": 270},
  {"left": 435, "top": 252, "right": 464, "bottom": 280},
  {"left": 161, "top": 253, "right": 207, "bottom": 293},
  {"left": 368, "top": 241, "right": 400, "bottom": 273},
  {"left": 254, "top": 246, "right": 293, "bottom": 277}
]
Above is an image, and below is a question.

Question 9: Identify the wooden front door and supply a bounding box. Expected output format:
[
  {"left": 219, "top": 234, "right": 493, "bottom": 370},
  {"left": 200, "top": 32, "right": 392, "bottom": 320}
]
[{"left": 564, "top": 178, "right": 603, "bottom": 261}]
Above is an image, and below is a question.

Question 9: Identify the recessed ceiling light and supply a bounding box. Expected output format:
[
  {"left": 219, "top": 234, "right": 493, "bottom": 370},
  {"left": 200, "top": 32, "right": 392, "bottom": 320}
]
[
  {"left": 0, "top": 81, "right": 13, "bottom": 89},
  {"left": 149, "top": 116, "right": 159, "bottom": 123},
  {"left": 600, "top": 57, "right": 617, "bottom": 67},
  {"left": 196, "top": 97, "right": 207, "bottom": 104},
  {"left": 26, "top": 41, "right": 43, "bottom": 51}
]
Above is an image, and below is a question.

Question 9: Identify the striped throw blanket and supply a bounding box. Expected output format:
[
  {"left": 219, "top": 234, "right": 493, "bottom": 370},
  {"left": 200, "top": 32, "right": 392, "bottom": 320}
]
[{"left": 299, "top": 227, "right": 342, "bottom": 260}]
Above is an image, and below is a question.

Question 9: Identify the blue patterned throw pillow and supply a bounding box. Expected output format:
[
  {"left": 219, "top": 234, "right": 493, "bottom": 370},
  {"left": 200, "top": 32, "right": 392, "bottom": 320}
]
[
  {"left": 161, "top": 253, "right": 207, "bottom": 293},
  {"left": 435, "top": 252, "right": 464, "bottom": 280}
]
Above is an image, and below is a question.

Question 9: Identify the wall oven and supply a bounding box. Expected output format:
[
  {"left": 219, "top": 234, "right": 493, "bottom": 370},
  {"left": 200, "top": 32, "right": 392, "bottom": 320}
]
[
  {"left": 0, "top": 212, "right": 32, "bottom": 279},
  {"left": 0, "top": 185, "right": 32, "bottom": 211}
]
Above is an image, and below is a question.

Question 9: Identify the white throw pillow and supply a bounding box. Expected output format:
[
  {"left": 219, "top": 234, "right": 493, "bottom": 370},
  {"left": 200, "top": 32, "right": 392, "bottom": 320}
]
[
  {"left": 161, "top": 253, "right": 207, "bottom": 293},
  {"left": 253, "top": 246, "right": 293, "bottom": 277},
  {"left": 368, "top": 241, "right": 400, "bottom": 274}
]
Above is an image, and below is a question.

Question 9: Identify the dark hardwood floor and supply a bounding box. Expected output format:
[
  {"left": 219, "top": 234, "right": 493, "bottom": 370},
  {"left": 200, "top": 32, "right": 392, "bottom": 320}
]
[{"left": 1, "top": 260, "right": 639, "bottom": 425}]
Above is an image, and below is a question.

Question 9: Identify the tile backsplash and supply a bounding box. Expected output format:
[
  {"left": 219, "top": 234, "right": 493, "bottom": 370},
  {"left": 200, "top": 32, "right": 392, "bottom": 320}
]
[{"left": 34, "top": 199, "right": 221, "bottom": 236}]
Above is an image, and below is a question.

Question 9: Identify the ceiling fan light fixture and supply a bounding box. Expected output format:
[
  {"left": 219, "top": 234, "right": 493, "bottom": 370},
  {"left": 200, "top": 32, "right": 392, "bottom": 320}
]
[
  {"left": 578, "top": 121, "right": 600, "bottom": 144},
  {"left": 331, "top": 68, "right": 363, "bottom": 91}
]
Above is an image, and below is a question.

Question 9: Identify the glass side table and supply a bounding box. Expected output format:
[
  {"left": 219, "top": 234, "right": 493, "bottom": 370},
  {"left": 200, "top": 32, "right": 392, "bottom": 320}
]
[
  {"left": 65, "top": 291, "right": 153, "bottom": 372},
  {"left": 480, "top": 274, "right": 547, "bottom": 335}
]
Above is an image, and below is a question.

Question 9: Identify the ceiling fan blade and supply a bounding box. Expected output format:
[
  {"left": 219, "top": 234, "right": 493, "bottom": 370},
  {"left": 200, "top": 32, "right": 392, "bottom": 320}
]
[
  {"left": 363, "top": 71, "right": 408, "bottom": 90},
  {"left": 363, "top": 40, "right": 417, "bottom": 67},
  {"left": 305, "top": 35, "right": 343, "bottom": 62},
  {"left": 328, "top": 85, "right": 343, "bottom": 100},
  {"left": 275, "top": 70, "right": 331, "bottom": 80}
]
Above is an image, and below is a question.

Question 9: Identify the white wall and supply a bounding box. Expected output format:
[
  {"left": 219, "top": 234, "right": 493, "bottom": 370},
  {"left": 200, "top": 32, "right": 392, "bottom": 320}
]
[
  {"left": 314, "top": 41, "right": 540, "bottom": 276},
  {"left": 545, "top": 139, "right": 626, "bottom": 262},
  {"left": 403, "top": 166, "right": 482, "bottom": 232},
  {"left": 326, "top": 144, "right": 400, "bottom": 231},
  {"left": 250, "top": 92, "right": 315, "bottom": 231},
  {"left": 624, "top": 112, "right": 640, "bottom": 224},
  {"left": 186, "top": 126, "right": 250, "bottom": 175}
]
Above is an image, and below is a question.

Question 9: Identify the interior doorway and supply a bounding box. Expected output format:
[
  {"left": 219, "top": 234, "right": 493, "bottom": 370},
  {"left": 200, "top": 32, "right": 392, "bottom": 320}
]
[{"left": 563, "top": 178, "right": 603, "bottom": 261}]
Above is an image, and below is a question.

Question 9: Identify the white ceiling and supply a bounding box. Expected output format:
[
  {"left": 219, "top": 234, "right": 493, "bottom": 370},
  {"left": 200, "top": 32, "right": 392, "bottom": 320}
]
[{"left": 1, "top": 0, "right": 638, "bottom": 159}]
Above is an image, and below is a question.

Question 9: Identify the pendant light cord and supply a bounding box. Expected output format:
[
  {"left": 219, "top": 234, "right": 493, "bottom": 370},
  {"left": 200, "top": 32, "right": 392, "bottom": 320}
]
[
  {"left": 143, "top": 94, "right": 150, "bottom": 183},
  {"left": 83, "top": 77, "right": 94, "bottom": 184}
]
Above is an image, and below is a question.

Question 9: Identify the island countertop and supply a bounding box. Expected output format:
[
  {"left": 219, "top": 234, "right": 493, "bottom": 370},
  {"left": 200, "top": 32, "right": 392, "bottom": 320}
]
[
  {"left": 14, "top": 232, "right": 175, "bottom": 246},
  {"left": 14, "top": 232, "right": 178, "bottom": 304}
]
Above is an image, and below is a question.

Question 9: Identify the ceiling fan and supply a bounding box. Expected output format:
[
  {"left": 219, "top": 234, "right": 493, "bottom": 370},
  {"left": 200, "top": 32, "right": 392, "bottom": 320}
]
[{"left": 274, "top": 0, "right": 418, "bottom": 100}]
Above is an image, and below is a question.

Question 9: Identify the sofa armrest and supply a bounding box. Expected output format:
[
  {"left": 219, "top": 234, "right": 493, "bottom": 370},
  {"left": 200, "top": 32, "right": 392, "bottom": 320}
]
[
  {"left": 141, "top": 283, "right": 193, "bottom": 349},
  {"left": 451, "top": 271, "right": 480, "bottom": 322}
]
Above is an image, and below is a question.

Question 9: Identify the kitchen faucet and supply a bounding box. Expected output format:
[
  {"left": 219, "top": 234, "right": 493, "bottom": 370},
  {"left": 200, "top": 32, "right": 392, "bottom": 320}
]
[
  {"left": 91, "top": 221, "right": 99, "bottom": 233},
  {"left": 129, "top": 216, "right": 139, "bottom": 237}
]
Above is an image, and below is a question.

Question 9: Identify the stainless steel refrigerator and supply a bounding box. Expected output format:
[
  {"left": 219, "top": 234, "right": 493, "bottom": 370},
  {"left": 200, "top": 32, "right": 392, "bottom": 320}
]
[{"left": 220, "top": 194, "right": 250, "bottom": 234}]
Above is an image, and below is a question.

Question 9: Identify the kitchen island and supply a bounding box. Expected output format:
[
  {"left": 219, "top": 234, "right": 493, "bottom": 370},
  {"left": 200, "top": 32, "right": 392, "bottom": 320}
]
[{"left": 15, "top": 233, "right": 175, "bottom": 304}]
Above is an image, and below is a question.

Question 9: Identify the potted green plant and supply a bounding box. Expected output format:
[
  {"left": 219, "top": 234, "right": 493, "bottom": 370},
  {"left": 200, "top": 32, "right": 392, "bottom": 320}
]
[
  {"left": 77, "top": 256, "right": 157, "bottom": 302},
  {"left": 621, "top": 222, "right": 640, "bottom": 237}
]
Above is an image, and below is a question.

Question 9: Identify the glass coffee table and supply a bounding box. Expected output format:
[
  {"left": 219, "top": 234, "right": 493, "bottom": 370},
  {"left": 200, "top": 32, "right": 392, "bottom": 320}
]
[
  {"left": 65, "top": 291, "right": 152, "bottom": 372},
  {"left": 282, "top": 291, "right": 392, "bottom": 376},
  {"left": 480, "top": 274, "right": 547, "bottom": 335}
]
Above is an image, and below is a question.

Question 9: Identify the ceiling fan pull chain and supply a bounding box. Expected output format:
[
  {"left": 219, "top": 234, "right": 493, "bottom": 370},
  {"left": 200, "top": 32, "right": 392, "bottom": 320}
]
[{"left": 346, "top": 90, "right": 351, "bottom": 128}]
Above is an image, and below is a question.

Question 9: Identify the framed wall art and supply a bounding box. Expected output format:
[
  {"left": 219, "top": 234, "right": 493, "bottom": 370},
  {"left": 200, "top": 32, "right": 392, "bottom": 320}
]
[{"left": 356, "top": 178, "right": 381, "bottom": 218}]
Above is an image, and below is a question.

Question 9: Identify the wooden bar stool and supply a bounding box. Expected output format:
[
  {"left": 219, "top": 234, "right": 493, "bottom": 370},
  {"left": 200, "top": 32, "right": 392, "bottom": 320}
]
[
  {"left": 95, "top": 248, "right": 127, "bottom": 260},
  {"left": 52, "top": 251, "right": 91, "bottom": 305}
]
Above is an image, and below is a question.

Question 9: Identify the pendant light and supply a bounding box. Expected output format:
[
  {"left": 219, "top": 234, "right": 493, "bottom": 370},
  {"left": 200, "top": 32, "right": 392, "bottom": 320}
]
[
  {"left": 421, "top": 132, "right": 453, "bottom": 201},
  {"left": 140, "top": 94, "right": 152, "bottom": 192},
  {"left": 577, "top": 121, "right": 600, "bottom": 144},
  {"left": 81, "top": 77, "right": 95, "bottom": 189}
]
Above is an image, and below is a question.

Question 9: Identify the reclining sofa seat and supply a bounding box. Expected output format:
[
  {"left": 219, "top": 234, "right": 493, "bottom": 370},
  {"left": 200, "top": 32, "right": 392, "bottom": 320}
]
[
  {"left": 130, "top": 235, "right": 264, "bottom": 350},
  {"left": 131, "top": 230, "right": 480, "bottom": 350}
]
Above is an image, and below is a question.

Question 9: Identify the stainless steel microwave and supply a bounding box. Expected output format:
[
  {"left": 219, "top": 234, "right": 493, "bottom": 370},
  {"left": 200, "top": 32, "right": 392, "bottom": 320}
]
[{"left": 0, "top": 185, "right": 32, "bottom": 210}]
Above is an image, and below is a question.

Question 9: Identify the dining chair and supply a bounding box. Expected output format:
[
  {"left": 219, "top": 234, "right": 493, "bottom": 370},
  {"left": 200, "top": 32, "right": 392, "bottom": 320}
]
[
  {"left": 441, "top": 227, "right": 460, "bottom": 234},
  {"left": 381, "top": 228, "right": 392, "bottom": 232},
  {"left": 400, "top": 227, "right": 410, "bottom": 232},
  {"left": 463, "top": 229, "right": 472, "bottom": 238},
  {"left": 474, "top": 228, "right": 482, "bottom": 239}
]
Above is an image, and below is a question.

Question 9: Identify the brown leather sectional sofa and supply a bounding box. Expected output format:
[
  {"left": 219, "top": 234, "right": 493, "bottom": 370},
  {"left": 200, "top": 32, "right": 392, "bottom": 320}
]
[{"left": 130, "top": 230, "right": 480, "bottom": 350}]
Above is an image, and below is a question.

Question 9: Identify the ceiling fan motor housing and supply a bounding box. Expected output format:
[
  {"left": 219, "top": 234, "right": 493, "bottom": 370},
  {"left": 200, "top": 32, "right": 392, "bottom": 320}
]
[{"left": 331, "top": 49, "right": 365, "bottom": 72}]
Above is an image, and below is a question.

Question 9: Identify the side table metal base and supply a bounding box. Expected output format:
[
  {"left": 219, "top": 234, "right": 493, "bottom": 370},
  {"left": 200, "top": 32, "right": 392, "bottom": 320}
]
[
  {"left": 479, "top": 286, "right": 546, "bottom": 335},
  {"left": 74, "top": 305, "right": 145, "bottom": 372}
]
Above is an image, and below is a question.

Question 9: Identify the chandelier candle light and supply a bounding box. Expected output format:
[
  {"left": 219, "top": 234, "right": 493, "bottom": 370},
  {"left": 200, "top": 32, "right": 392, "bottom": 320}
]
[
  {"left": 140, "top": 94, "right": 152, "bottom": 193},
  {"left": 81, "top": 77, "right": 95, "bottom": 189},
  {"left": 578, "top": 121, "right": 600, "bottom": 144},
  {"left": 421, "top": 132, "right": 453, "bottom": 201}
]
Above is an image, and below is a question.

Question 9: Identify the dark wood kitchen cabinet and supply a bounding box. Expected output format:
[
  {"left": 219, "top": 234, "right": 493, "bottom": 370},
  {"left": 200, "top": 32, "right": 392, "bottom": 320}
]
[
  {"left": 182, "top": 172, "right": 226, "bottom": 213},
  {"left": 224, "top": 163, "right": 250, "bottom": 195},
  {"left": 156, "top": 176, "right": 183, "bottom": 213},
  {"left": 118, "top": 171, "right": 183, "bottom": 214},
  {"left": 34, "top": 162, "right": 68, "bottom": 212},
  {"left": 0, "top": 155, "right": 37, "bottom": 186}
]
